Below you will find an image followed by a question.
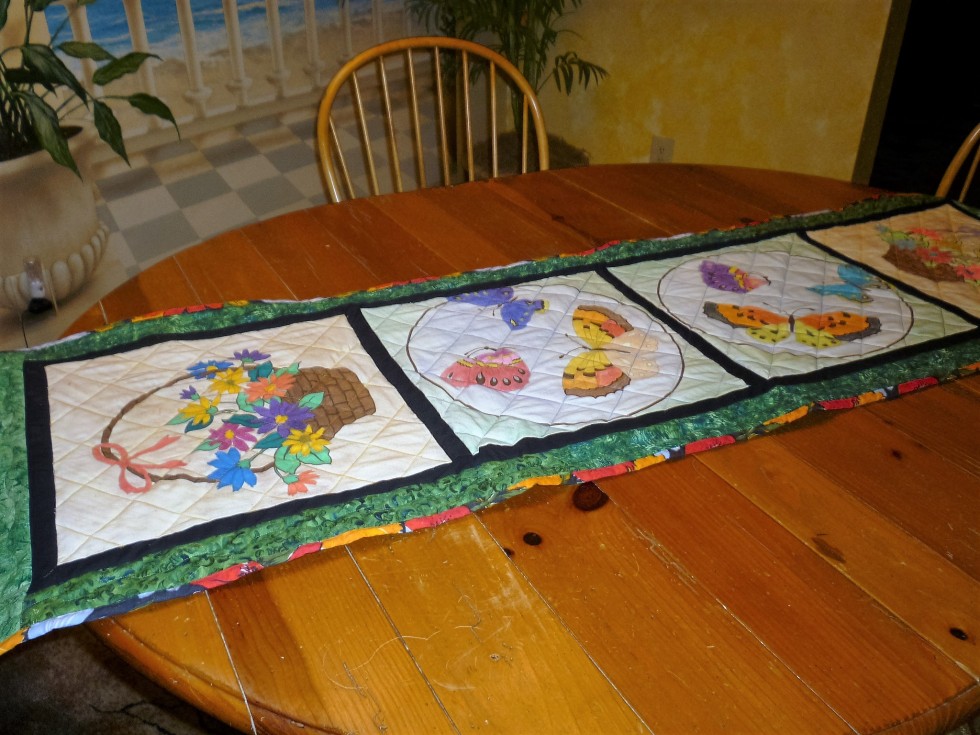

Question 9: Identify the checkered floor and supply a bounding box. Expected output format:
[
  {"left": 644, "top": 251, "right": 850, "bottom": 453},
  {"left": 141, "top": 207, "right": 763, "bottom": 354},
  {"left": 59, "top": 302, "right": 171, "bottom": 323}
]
[
  {"left": 2, "top": 107, "right": 328, "bottom": 350},
  {"left": 3, "top": 59, "right": 514, "bottom": 350},
  {"left": 98, "top": 109, "right": 329, "bottom": 274}
]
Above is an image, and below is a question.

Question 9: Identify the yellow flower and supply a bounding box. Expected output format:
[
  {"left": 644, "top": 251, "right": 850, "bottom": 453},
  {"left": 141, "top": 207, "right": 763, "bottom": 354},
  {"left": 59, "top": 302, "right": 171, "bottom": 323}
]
[
  {"left": 178, "top": 397, "right": 216, "bottom": 427},
  {"left": 283, "top": 426, "right": 328, "bottom": 457},
  {"left": 211, "top": 367, "right": 247, "bottom": 396}
]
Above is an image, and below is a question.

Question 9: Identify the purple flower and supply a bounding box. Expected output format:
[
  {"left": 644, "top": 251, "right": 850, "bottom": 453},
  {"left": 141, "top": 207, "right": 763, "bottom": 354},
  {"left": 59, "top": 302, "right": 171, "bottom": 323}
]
[
  {"left": 180, "top": 385, "right": 199, "bottom": 400},
  {"left": 187, "top": 360, "right": 233, "bottom": 379},
  {"left": 208, "top": 422, "right": 258, "bottom": 451},
  {"left": 207, "top": 448, "right": 257, "bottom": 491},
  {"left": 254, "top": 399, "right": 315, "bottom": 437},
  {"left": 234, "top": 349, "right": 270, "bottom": 362}
]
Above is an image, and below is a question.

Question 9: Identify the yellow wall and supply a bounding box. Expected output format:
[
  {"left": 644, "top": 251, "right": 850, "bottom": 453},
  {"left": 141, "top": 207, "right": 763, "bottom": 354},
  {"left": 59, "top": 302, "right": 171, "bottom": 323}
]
[{"left": 540, "top": 0, "right": 892, "bottom": 181}]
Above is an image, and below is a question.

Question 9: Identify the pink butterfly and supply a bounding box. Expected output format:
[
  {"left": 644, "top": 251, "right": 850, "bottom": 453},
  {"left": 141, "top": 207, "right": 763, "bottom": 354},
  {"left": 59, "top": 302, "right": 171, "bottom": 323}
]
[{"left": 441, "top": 348, "right": 530, "bottom": 392}]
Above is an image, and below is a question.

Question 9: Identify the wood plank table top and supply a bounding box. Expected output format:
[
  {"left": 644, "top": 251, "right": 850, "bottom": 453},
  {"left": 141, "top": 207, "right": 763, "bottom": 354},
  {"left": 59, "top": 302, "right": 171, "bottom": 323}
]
[{"left": 67, "top": 163, "right": 979, "bottom": 734}]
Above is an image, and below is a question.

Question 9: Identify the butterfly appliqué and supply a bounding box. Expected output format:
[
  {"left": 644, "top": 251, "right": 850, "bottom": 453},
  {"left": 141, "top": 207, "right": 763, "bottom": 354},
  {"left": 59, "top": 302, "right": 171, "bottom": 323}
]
[
  {"left": 703, "top": 302, "right": 881, "bottom": 348},
  {"left": 448, "top": 287, "right": 547, "bottom": 329},
  {"left": 441, "top": 348, "right": 530, "bottom": 392},
  {"left": 700, "top": 260, "right": 769, "bottom": 293},
  {"left": 562, "top": 305, "right": 656, "bottom": 398},
  {"left": 807, "top": 263, "right": 888, "bottom": 303}
]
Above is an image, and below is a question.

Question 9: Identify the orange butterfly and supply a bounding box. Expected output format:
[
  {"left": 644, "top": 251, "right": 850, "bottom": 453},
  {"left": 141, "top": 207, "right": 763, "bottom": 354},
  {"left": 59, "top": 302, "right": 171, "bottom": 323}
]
[
  {"left": 703, "top": 302, "right": 881, "bottom": 348},
  {"left": 562, "top": 305, "right": 637, "bottom": 398}
]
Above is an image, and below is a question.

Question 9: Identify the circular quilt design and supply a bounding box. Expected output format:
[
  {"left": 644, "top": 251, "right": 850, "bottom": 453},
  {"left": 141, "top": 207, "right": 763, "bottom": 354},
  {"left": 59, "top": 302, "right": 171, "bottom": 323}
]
[
  {"left": 658, "top": 250, "right": 914, "bottom": 357},
  {"left": 406, "top": 285, "right": 683, "bottom": 427}
]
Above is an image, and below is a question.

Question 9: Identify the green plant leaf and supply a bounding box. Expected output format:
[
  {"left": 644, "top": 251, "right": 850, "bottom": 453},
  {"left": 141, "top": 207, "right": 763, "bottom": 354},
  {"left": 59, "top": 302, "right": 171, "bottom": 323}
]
[
  {"left": 21, "top": 45, "right": 88, "bottom": 99},
  {"left": 92, "top": 99, "right": 129, "bottom": 164},
  {"left": 226, "top": 413, "right": 262, "bottom": 428},
  {"left": 254, "top": 433, "right": 285, "bottom": 450},
  {"left": 298, "top": 392, "right": 324, "bottom": 410},
  {"left": 184, "top": 416, "right": 213, "bottom": 432},
  {"left": 274, "top": 446, "right": 301, "bottom": 474},
  {"left": 253, "top": 361, "right": 274, "bottom": 379},
  {"left": 124, "top": 93, "right": 179, "bottom": 132},
  {"left": 196, "top": 440, "right": 221, "bottom": 452},
  {"left": 92, "top": 52, "right": 158, "bottom": 86},
  {"left": 58, "top": 41, "right": 116, "bottom": 62},
  {"left": 20, "top": 92, "right": 78, "bottom": 174},
  {"left": 298, "top": 447, "right": 332, "bottom": 466},
  {"left": 3, "top": 68, "right": 42, "bottom": 87}
]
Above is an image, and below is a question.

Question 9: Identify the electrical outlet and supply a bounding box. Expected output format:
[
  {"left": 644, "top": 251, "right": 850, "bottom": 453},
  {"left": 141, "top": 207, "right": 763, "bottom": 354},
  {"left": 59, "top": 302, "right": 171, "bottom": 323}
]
[{"left": 649, "top": 135, "right": 675, "bottom": 163}]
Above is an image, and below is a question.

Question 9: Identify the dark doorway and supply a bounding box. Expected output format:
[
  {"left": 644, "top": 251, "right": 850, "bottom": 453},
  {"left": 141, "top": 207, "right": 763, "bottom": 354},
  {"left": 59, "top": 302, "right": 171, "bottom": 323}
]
[{"left": 869, "top": 1, "right": 979, "bottom": 204}]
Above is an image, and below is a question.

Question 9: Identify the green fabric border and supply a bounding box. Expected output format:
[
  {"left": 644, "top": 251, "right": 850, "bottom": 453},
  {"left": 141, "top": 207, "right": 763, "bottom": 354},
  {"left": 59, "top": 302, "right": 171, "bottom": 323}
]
[{"left": 4, "top": 192, "right": 979, "bottom": 638}]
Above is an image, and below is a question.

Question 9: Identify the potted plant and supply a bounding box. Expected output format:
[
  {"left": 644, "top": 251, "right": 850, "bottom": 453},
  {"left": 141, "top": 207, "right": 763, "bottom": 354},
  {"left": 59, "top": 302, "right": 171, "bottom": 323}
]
[
  {"left": 406, "top": 0, "right": 606, "bottom": 168},
  {"left": 1, "top": 0, "right": 177, "bottom": 312}
]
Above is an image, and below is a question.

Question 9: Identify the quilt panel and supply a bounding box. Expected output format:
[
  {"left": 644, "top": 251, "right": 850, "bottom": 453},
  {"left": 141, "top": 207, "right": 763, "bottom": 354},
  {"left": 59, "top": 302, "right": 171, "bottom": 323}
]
[{"left": 1, "top": 194, "right": 978, "bottom": 654}]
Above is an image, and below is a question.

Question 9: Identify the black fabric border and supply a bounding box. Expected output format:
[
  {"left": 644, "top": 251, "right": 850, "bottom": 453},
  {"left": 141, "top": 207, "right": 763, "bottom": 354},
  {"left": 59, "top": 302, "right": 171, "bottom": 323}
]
[
  {"left": 596, "top": 267, "right": 765, "bottom": 387},
  {"left": 22, "top": 197, "right": 980, "bottom": 591},
  {"left": 24, "top": 362, "right": 58, "bottom": 591},
  {"left": 345, "top": 308, "right": 471, "bottom": 461}
]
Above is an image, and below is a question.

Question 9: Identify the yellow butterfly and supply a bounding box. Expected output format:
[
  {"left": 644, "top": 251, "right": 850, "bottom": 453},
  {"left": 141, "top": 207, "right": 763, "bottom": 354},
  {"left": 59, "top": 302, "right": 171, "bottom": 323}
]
[{"left": 562, "top": 305, "right": 639, "bottom": 398}]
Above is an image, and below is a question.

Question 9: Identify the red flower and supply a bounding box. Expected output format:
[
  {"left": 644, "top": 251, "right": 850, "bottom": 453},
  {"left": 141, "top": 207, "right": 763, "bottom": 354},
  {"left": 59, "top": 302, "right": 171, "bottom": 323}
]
[
  {"left": 914, "top": 246, "right": 953, "bottom": 264},
  {"left": 286, "top": 470, "right": 318, "bottom": 495}
]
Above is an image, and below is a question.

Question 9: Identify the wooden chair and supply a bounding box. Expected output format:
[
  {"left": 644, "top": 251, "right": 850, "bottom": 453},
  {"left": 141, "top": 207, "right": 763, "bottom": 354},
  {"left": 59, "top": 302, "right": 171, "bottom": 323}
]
[
  {"left": 315, "top": 36, "right": 549, "bottom": 203},
  {"left": 936, "top": 121, "right": 980, "bottom": 201}
]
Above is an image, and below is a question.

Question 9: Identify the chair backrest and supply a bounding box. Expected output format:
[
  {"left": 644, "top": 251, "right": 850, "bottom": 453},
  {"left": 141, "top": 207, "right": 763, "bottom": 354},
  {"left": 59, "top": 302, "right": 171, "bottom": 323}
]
[
  {"left": 936, "top": 121, "right": 980, "bottom": 201},
  {"left": 315, "top": 36, "right": 549, "bottom": 203}
]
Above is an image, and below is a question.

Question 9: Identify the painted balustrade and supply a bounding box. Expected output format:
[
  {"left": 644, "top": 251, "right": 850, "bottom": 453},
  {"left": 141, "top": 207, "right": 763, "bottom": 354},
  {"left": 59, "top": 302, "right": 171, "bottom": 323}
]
[{"left": 48, "top": 0, "right": 409, "bottom": 154}]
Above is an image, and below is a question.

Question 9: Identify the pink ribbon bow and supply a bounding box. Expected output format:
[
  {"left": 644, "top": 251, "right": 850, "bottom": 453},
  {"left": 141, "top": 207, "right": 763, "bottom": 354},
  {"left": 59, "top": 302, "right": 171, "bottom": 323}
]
[{"left": 93, "top": 435, "right": 186, "bottom": 494}]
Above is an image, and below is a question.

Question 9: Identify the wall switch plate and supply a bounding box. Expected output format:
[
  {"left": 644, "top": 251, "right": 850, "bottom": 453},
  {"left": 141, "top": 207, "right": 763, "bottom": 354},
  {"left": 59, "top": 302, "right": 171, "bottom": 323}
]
[{"left": 649, "top": 135, "right": 675, "bottom": 163}]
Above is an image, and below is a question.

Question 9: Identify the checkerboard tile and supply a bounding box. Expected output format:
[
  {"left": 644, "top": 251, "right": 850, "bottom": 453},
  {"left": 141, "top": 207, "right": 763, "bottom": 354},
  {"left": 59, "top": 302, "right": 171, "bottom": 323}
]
[
  {"left": 6, "top": 93, "right": 442, "bottom": 350},
  {"left": 3, "top": 109, "right": 329, "bottom": 350}
]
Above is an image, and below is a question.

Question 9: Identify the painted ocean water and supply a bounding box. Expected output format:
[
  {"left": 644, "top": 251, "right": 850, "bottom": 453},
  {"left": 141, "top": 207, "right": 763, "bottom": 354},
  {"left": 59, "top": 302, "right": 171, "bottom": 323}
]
[{"left": 45, "top": 0, "right": 386, "bottom": 60}]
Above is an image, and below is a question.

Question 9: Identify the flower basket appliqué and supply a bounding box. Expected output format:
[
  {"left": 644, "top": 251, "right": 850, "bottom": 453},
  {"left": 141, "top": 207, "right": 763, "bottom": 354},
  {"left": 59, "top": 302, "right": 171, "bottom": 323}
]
[{"left": 93, "top": 350, "right": 376, "bottom": 496}]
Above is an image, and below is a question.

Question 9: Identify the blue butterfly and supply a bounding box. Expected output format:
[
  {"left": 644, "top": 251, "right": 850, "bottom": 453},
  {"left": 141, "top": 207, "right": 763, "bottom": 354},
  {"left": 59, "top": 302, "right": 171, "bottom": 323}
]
[
  {"left": 448, "top": 287, "right": 547, "bottom": 329},
  {"left": 807, "top": 264, "right": 887, "bottom": 303}
]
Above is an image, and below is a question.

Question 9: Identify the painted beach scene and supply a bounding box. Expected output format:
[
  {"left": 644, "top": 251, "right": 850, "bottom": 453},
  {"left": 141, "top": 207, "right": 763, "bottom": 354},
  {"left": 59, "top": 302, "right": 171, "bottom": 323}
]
[{"left": 45, "top": 0, "right": 407, "bottom": 123}]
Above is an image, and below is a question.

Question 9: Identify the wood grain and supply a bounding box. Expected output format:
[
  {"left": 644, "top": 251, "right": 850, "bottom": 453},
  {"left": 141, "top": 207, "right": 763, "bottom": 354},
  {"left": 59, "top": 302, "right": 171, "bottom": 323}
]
[
  {"left": 478, "top": 484, "right": 852, "bottom": 733},
  {"left": 89, "top": 593, "right": 254, "bottom": 732},
  {"left": 207, "top": 545, "right": 456, "bottom": 734},
  {"left": 70, "top": 165, "right": 978, "bottom": 734},
  {"left": 774, "top": 407, "right": 980, "bottom": 579},
  {"left": 695, "top": 433, "right": 980, "bottom": 676},
  {"left": 352, "top": 516, "right": 651, "bottom": 734},
  {"left": 602, "top": 460, "right": 979, "bottom": 734}
]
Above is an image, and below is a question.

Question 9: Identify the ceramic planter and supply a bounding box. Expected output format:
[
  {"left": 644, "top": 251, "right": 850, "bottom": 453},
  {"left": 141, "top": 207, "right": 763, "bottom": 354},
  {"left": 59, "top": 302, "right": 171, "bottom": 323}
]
[{"left": 0, "top": 132, "right": 108, "bottom": 312}]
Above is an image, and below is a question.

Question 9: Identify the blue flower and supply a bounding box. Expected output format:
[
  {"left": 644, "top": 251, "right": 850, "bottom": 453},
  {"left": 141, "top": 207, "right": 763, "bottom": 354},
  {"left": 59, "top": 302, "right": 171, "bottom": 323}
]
[
  {"left": 234, "top": 349, "right": 270, "bottom": 362},
  {"left": 187, "top": 360, "right": 233, "bottom": 379},
  {"left": 207, "top": 448, "right": 257, "bottom": 491},
  {"left": 180, "top": 385, "right": 199, "bottom": 400}
]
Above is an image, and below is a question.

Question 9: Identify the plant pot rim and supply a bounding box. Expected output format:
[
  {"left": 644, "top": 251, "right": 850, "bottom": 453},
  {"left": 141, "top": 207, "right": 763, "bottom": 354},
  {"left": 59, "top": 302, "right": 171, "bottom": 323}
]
[{"left": 0, "top": 125, "right": 95, "bottom": 176}]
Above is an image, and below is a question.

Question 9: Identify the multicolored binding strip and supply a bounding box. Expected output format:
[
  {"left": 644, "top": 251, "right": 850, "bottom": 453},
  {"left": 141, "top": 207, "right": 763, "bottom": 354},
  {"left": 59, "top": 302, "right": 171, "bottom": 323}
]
[{"left": 1, "top": 193, "right": 978, "bottom": 654}]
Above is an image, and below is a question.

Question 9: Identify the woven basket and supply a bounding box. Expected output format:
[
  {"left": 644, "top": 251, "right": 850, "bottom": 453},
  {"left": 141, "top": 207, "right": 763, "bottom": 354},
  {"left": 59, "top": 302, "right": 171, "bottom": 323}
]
[{"left": 283, "top": 366, "right": 376, "bottom": 440}]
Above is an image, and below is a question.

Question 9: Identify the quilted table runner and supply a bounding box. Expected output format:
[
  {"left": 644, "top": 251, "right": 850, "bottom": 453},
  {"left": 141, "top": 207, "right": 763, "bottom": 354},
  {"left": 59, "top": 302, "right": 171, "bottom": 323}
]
[{"left": 1, "top": 194, "right": 979, "bottom": 653}]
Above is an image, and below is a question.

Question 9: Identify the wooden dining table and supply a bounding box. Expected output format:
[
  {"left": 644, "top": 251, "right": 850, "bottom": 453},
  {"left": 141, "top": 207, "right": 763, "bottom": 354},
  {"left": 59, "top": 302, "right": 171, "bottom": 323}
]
[{"left": 65, "top": 163, "right": 979, "bottom": 734}]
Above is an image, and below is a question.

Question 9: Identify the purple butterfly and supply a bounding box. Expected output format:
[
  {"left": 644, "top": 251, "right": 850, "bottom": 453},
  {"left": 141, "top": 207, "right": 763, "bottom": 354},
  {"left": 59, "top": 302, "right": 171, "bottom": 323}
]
[
  {"left": 699, "top": 260, "right": 769, "bottom": 293},
  {"left": 448, "top": 287, "right": 547, "bottom": 329}
]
